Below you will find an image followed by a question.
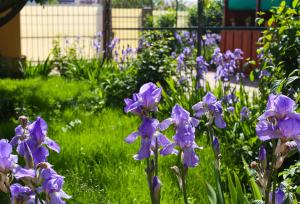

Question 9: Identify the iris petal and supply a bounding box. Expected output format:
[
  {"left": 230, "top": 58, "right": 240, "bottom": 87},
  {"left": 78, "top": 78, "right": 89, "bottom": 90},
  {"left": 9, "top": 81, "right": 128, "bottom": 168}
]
[
  {"left": 134, "top": 138, "right": 152, "bottom": 160},
  {"left": 278, "top": 117, "right": 300, "bottom": 138},
  {"left": 183, "top": 148, "right": 199, "bottom": 167},
  {"left": 160, "top": 143, "right": 176, "bottom": 156},
  {"left": 125, "top": 131, "right": 139, "bottom": 143},
  {"left": 214, "top": 114, "right": 226, "bottom": 129},
  {"left": 45, "top": 138, "right": 61, "bottom": 153},
  {"left": 158, "top": 118, "right": 173, "bottom": 131}
]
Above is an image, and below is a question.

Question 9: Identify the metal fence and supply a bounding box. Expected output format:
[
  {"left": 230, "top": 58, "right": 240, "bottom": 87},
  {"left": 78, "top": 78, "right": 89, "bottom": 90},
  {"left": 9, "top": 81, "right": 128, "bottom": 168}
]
[
  {"left": 20, "top": 1, "right": 193, "bottom": 61},
  {"left": 20, "top": 3, "right": 103, "bottom": 61},
  {"left": 111, "top": 9, "right": 190, "bottom": 50},
  {"left": 20, "top": 1, "right": 266, "bottom": 62}
]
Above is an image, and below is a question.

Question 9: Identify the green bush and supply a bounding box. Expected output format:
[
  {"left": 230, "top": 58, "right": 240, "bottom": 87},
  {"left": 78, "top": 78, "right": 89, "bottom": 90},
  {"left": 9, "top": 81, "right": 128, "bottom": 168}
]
[
  {"left": 257, "top": 0, "right": 300, "bottom": 97},
  {"left": 156, "top": 9, "right": 176, "bottom": 27},
  {"left": 134, "top": 31, "right": 177, "bottom": 88},
  {"left": 100, "top": 65, "right": 137, "bottom": 106},
  {"left": 188, "top": 1, "right": 223, "bottom": 27}
]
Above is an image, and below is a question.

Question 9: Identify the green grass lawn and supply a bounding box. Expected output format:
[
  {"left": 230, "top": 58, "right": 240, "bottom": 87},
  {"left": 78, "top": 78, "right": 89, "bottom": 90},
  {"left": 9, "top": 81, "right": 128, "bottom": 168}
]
[{"left": 0, "top": 77, "right": 215, "bottom": 203}]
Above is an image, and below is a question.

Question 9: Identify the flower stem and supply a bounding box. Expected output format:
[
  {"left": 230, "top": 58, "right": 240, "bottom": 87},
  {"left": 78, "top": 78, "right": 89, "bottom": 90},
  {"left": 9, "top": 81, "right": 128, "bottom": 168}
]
[
  {"left": 207, "top": 125, "right": 225, "bottom": 203},
  {"left": 181, "top": 165, "right": 189, "bottom": 204},
  {"left": 35, "top": 193, "right": 38, "bottom": 204},
  {"left": 265, "top": 140, "right": 277, "bottom": 204},
  {"left": 146, "top": 158, "right": 155, "bottom": 204},
  {"left": 4, "top": 182, "right": 11, "bottom": 202},
  {"left": 155, "top": 137, "right": 158, "bottom": 176},
  {"left": 272, "top": 169, "right": 278, "bottom": 204}
]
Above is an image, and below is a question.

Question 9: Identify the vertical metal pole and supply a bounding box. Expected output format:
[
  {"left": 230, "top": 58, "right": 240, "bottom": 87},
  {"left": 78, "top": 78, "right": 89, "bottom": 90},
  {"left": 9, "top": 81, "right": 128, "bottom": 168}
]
[
  {"left": 255, "top": 0, "right": 261, "bottom": 25},
  {"left": 103, "top": 0, "right": 112, "bottom": 60},
  {"left": 175, "top": 0, "right": 178, "bottom": 28},
  {"left": 223, "top": 0, "right": 228, "bottom": 26},
  {"left": 197, "top": 0, "right": 203, "bottom": 56}
]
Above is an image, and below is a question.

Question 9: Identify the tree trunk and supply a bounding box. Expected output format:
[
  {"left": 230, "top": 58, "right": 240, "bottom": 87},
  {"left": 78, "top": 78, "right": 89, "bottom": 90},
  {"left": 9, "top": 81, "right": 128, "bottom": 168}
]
[{"left": 0, "top": 0, "right": 27, "bottom": 27}]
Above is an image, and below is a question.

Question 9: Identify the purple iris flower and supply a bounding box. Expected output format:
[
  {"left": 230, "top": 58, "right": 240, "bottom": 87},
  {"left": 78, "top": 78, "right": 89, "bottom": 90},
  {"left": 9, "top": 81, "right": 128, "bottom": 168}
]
[
  {"left": 223, "top": 93, "right": 238, "bottom": 105},
  {"left": 28, "top": 117, "right": 60, "bottom": 164},
  {"left": 152, "top": 176, "right": 161, "bottom": 202},
  {"left": 256, "top": 94, "right": 300, "bottom": 151},
  {"left": 236, "top": 72, "right": 245, "bottom": 81},
  {"left": 41, "top": 168, "right": 71, "bottom": 204},
  {"left": 96, "top": 31, "right": 102, "bottom": 38},
  {"left": 183, "top": 47, "right": 191, "bottom": 57},
  {"left": 159, "top": 104, "right": 202, "bottom": 167},
  {"left": 196, "top": 56, "right": 208, "bottom": 79},
  {"left": 11, "top": 117, "right": 60, "bottom": 166},
  {"left": 0, "top": 139, "right": 18, "bottom": 174},
  {"left": 233, "top": 48, "right": 244, "bottom": 60},
  {"left": 124, "top": 93, "right": 142, "bottom": 117},
  {"left": 10, "top": 183, "right": 36, "bottom": 204},
  {"left": 212, "top": 136, "right": 220, "bottom": 156},
  {"left": 212, "top": 48, "right": 244, "bottom": 82},
  {"left": 170, "top": 52, "right": 176, "bottom": 59},
  {"left": 177, "top": 53, "right": 185, "bottom": 71},
  {"left": 126, "top": 46, "right": 133, "bottom": 55},
  {"left": 125, "top": 117, "right": 171, "bottom": 160},
  {"left": 114, "top": 50, "right": 119, "bottom": 62},
  {"left": 124, "top": 82, "right": 162, "bottom": 116},
  {"left": 174, "top": 32, "right": 182, "bottom": 44},
  {"left": 269, "top": 185, "right": 286, "bottom": 204},
  {"left": 0, "top": 140, "right": 18, "bottom": 193},
  {"left": 205, "top": 33, "right": 221, "bottom": 46},
  {"left": 108, "top": 38, "right": 120, "bottom": 51},
  {"left": 225, "top": 50, "right": 235, "bottom": 60},
  {"left": 14, "top": 164, "right": 71, "bottom": 204},
  {"left": 259, "top": 145, "right": 267, "bottom": 162},
  {"left": 192, "top": 92, "right": 226, "bottom": 129},
  {"left": 240, "top": 106, "right": 250, "bottom": 121},
  {"left": 93, "top": 39, "right": 101, "bottom": 53},
  {"left": 259, "top": 70, "right": 271, "bottom": 79},
  {"left": 227, "top": 106, "right": 235, "bottom": 113},
  {"left": 211, "top": 48, "right": 222, "bottom": 64},
  {"left": 211, "top": 49, "right": 228, "bottom": 81},
  {"left": 183, "top": 31, "right": 190, "bottom": 41}
]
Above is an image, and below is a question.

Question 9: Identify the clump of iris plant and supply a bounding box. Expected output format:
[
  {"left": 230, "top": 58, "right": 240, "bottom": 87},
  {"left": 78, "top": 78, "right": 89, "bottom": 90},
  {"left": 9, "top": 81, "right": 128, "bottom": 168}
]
[
  {"left": 0, "top": 116, "right": 70, "bottom": 204},
  {"left": 211, "top": 48, "right": 244, "bottom": 86},
  {"left": 204, "top": 33, "right": 221, "bottom": 46},
  {"left": 192, "top": 92, "right": 226, "bottom": 202},
  {"left": 256, "top": 94, "right": 300, "bottom": 204},
  {"left": 192, "top": 92, "right": 225, "bottom": 162},
  {"left": 159, "top": 104, "right": 201, "bottom": 204},
  {"left": 124, "top": 82, "right": 168, "bottom": 204}
]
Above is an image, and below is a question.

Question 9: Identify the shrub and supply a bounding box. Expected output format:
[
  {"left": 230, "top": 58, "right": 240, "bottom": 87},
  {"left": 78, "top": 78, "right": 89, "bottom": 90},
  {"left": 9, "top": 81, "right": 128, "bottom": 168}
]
[
  {"left": 134, "top": 31, "right": 177, "bottom": 88},
  {"left": 156, "top": 9, "right": 176, "bottom": 28},
  {"left": 188, "top": 1, "right": 223, "bottom": 27},
  {"left": 257, "top": 0, "right": 300, "bottom": 97}
]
